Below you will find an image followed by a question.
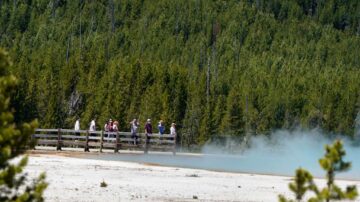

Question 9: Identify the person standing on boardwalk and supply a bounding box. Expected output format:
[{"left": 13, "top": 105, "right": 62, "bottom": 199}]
[
  {"left": 107, "top": 119, "right": 114, "bottom": 138},
  {"left": 170, "top": 123, "right": 176, "bottom": 136},
  {"left": 89, "top": 119, "right": 96, "bottom": 132},
  {"left": 131, "top": 119, "right": 139, "bottom": 145},
  {"left": 145, "top": 119, "right": 152, "bottom": 143},
  {"left": 104, "top": 121, "right": 109, "bottom": 132},
  {"left": 107, "top": 119, "right": 114, "bottom": 132},
  {"left": 158, "top": 120, "right": 165, "bottom": 135},
  {"left": 74, "top": 118, "right": 80, "bottom": 136},
  {"left": 113, "top": 121, "right": 119, "bottom": 132},
  {"left": 170, "top": 123, "right": 177, "bottom": 142}
]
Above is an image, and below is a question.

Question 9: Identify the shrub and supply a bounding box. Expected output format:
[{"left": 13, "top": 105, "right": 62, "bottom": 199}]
[{"left": 279, "top": 140, "right": 358, "bottom": 202}]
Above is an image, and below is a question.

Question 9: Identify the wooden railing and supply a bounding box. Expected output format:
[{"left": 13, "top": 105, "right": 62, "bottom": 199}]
[{"left": 32, "top": 129, "right": 176, "bottom": 155}]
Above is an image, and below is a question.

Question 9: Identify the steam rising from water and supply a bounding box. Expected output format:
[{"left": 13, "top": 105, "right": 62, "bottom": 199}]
[
  {"left": 356, "top": 111, "right": 360, "bottom": 139},
  {"left": 202, "top": 128, "right": 360, "bottom": 180},
  {"left": 86, "top": 128, "right": 360, "bottom": 180}
]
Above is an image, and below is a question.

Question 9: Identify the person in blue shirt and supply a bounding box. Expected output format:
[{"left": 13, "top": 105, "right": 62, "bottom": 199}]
[{"left": 158, "top": 120, "right": 165, "bottom": 135}]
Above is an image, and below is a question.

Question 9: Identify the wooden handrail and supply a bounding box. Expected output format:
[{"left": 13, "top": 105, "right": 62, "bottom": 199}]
[
  {"left": 33, "top": 128, "right": 177, "bottom": 155},
  {"left": 34, "top": 129, "right": 175, "bottom": 137}
]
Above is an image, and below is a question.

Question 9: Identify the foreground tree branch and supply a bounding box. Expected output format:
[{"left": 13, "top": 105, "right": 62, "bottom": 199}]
[{"left": 0, "top": 49, "right": 47, "bottom": 202}]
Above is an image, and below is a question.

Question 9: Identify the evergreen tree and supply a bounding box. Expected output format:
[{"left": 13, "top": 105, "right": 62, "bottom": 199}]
[
  {"left": 0, "top": 49, "right": 47, "bottom": 201},
  {"left": 279, "top": 140, "right": 358, "bottom": 202},
  {"left": 0, "top": 0, "right": 359, "bottom": 146}
]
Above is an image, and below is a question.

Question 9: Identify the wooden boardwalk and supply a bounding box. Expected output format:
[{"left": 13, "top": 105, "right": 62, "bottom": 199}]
[{"left": 32, "top": 129, "right": 176, "bottom": 154}]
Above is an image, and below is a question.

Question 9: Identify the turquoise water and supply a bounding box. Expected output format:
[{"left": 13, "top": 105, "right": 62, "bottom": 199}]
[
  {"left": 82, "top": 131, "right": 360, "bottom": 181},
  {"left": 82, "top": 149, "right": 360, "bottom": 180}
]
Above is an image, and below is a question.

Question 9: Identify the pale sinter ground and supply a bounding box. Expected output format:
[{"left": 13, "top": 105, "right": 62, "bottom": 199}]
[{"left": 25, "top": 152, "right": 360, "bottom": 202}]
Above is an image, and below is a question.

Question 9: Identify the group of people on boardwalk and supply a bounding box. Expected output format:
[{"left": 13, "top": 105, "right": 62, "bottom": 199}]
[
  {"left": 74, "top": 118, "right": 177, "bottom": 143},
  {"left": 103, "top": 119, "right": 119, "bottom": 132}
]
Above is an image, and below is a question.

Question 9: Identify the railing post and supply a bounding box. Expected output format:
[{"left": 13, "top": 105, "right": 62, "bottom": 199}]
[
  {"left": 84, "top": 130, "right": 90, "bottom": 152},
  {"left": 172, "top": 133, "right": 177, "bottom": 155},
  {"left": 100, "top": 130, "right": 104, "bottom": 152},
  {"left": 114, "top": 132, "right": 119, "bottom": 153},
  {"left": 144, "top": 133, "right": 149, "bottom": 154},
  {"left": 31, "top": 132, "right": 36, "bottom": 150},
  {"left": 56, "top": 128, "right": 62, "bottom": 151}
]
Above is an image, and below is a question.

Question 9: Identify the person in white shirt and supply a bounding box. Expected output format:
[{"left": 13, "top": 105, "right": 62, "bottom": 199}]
[
  {"left": 170, "top": 123, "right": 176, "bottom": 136},
  {"left": 74, "top": 119, "right": 80, "bottom": 136},
  {"left": 89, "top": 119, "right": 96, "bottom": 131}
]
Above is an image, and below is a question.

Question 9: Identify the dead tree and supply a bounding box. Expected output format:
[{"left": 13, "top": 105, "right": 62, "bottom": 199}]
[
  {"left": 206, "top": 56, "right": 211, "bottom": 102},
  {"left": 206, "top": 21, "right": 220, "bottom": 101},
  {"left": 51, "top": 0, "right": 57, "bottom": 18},
  {"left": 79, "top": 0, "right": 83, "bottom": 57},
  {"left": 108, "top": 0, "right": 115, "bottom": 33}
]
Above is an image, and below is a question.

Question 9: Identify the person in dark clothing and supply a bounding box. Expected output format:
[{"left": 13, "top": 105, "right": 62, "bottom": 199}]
[
  {"left": 108, "top": 119, "right": 114, "bottom": 132},
  {"left": 145, "top": 119, "right": 152, "bottom": 143}
]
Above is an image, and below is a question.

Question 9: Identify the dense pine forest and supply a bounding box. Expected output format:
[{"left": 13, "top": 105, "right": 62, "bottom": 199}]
[{"left": 0, "top": 0, "right": 359, "bottom": 146}]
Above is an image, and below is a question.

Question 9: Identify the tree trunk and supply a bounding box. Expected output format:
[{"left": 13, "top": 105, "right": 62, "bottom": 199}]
[
  {"left": 256, "top": 0, "right": 261, "bottom": 9},
  {"left": 105, "top": 38, "right": 109, "bottom": 62},
  {"left": 66, "top": 37, "right": 70, "bottom": 63},
  {"left": 206, "top": 56, "right": 211, "bottom": 102},
  {"left": 79, "top": 0, "right": 82, "bottom": 57},
  {"left": 211, "top": 41, "right": 217, "bottom": 83},
  {"left": 52, "top": 0, "right": 57, "bottom": 18}
]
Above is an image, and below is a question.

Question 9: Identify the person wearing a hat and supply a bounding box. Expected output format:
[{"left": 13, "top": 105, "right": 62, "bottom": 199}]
[{"left": 108, "top": 119, "right": 114, "bottom": 132}]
